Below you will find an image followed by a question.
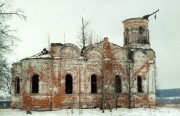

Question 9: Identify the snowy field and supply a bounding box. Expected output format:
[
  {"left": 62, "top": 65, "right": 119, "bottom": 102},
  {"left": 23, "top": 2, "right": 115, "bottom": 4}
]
[{"left": 1, "top": 107, "right": 180, "bottom": 116}]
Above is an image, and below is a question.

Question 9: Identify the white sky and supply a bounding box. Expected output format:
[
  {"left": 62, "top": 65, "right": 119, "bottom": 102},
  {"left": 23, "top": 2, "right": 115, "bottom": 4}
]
[{"left": 9, "top": 0, "right": 180, "bottom": 89}]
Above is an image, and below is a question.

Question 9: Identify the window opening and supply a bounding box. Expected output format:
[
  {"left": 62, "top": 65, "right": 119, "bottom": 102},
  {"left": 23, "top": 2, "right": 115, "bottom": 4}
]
[
  {"left": 91, "top": 74, "right": 97, "bottom": 93},
  {"left": 115, "top": 76, "right": 122, "bottom": 93},
  {"left": 139, "top": 27, "right": 144, "bottom": 34},
  {"left": 137, "top": 76, "right": 143, "bottom": 92},
  {"left": 15, "top": 77, "right": 20, "bottom": 94},
  {"left": 31, "top": 75, "right": 39, "bottom": 93},
  {"left": 65, "top": 74, "right": 73, "bottom": 94},
  {"left": 128, "top": 50, "right": 133, "bottom": 61}
]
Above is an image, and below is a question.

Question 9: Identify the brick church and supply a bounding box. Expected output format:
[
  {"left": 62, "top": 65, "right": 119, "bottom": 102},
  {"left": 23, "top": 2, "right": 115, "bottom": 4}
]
[{"left": 11, "top": 17, "right": 157, "bottom": 110}]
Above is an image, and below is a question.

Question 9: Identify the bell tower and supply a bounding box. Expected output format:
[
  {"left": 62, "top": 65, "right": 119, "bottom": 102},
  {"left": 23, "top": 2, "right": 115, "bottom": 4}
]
[
  {"left": 123, "top": 9, "right": 159, "bottom": 49},
  {"left": 123, "top": 18, "right": 150, "bottom": 48}
]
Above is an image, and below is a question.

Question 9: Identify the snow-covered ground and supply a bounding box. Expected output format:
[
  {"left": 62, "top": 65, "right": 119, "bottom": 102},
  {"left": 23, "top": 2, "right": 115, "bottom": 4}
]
[{"left": 1, "top": 107, "right": 180, "bottom": 116}]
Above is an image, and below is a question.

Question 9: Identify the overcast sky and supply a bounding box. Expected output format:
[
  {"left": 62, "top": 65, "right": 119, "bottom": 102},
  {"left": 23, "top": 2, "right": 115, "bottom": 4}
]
[{"left": 9, "top": 0, "right": 180, "bottom": 89}]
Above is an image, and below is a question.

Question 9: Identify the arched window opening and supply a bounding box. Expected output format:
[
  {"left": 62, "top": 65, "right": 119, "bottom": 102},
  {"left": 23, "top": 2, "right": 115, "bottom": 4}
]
[
  {"left": 124, "top": 38, "right": 128, "bottom": 45},
  {"left": 137, "top": 76, "right": 143, "bottom": 92},
  {"left": 31, "top": 75, "right": 39, "bottom": 93},
  {"left": 65, "top": 74, "right": 72, "bottom": 94},
  {"left": 139, "top": 27, "right": 145, "bottom": 34},
  {"left": 128, "top": 50, "right": 133, "bottom": 61},
  {"left": 15, "top": 77, "right": 20, "bottom": 94},
  {"left": 115, "top": 76, "right": 122, "bottom": 93},
  {"left": 91, "top": 74, "right": 97, "bottom": 93},
  {"left": 143, "top": 38, "right": 148, "bottom": 44}
]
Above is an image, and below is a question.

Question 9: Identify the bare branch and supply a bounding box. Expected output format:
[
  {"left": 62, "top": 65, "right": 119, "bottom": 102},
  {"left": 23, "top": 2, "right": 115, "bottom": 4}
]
[
  {"left": 0, "top": 3, "right": 5, "bottom": 8},
  {"left": 0, "top": 1, "right": 25, "bottom": 96},
  {"left": 0, "top": 12, "right": 26, "bottom": 20}
]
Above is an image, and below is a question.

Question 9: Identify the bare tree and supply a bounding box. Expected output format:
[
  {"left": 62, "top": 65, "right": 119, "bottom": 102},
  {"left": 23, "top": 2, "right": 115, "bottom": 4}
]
[
  {"left": 0, "top": 0, "right": 25, "bottom": 96},
  {"left": 78, "top": 17, "right": 102, "bottom": 48},
  {"left": 0, "top": 59, "right": 11, "bottom": 94},
  {"left": 78, "top": 17, "right": 89, "bottom": 49},
  {"left": 88, "top": 30, "right": 93, "bottom": 45}
]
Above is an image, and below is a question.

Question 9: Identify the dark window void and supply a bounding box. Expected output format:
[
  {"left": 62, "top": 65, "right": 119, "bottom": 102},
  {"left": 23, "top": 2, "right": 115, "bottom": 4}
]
[
  {"left": 31, "top": 75, "right": 39, "bottom": 93},
  {"left": 65, "top": 74, "right": 72, "bottom": 94},
  {"left": 128, "top": 50, "right": 133, "bottom": 61},
  {"left": 139, "top": 37, "right": 149, "bottom": 44},
  {"left": 137, "top": 76, "right": 143, "bottom": 92},
  {"left": 139, "top": 27, "right": 145, "bottom": 34},
  {"left": 143, "top": 37, "right": 149, "bottom": 44},
  {"left": 91, "top": 75, "right": 97, "bottom": 93},
  {"left": 115, "top": 76, "right": 122, "bottom": 93},
  {"left": 124, "top": 38, "right": 128, "bottom": 45},
  {"left": 15, "top": 77, "right": 20, "bottom": 94}
]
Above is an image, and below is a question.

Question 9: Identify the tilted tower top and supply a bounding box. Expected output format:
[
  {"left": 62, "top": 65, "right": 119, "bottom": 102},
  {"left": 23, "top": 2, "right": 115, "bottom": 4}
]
[
  {"left": 123, "top": 9, "right": 159, "bottom": 49},
  {"left": 123, "top": 18, "right": 150, "bottom": 49}
]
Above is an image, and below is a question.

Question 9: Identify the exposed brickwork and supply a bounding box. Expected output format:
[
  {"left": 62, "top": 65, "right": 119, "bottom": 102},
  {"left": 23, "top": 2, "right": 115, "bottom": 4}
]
[
  {"left": 11, "top": 17, "right": 156, "bottom": 110},
  {"left": 123, "top": 18, "right": 148, "bottom": 29}
]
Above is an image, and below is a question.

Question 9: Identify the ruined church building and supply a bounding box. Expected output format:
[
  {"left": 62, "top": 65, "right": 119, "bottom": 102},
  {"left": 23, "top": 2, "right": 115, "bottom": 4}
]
[{"left": 11, "top": 17, "right": 157, "bottom": 110}]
